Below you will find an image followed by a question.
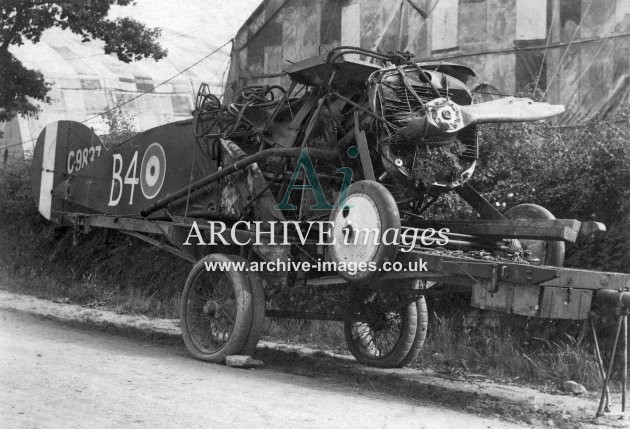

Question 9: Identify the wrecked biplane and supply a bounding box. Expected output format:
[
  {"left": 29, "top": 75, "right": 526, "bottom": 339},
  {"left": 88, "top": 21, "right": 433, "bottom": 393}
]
[{"left": 31, "top": 47, "right": 630, "bottom": 396}]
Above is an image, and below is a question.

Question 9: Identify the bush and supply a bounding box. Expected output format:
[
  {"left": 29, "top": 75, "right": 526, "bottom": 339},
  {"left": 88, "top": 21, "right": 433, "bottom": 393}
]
[
  {"left": 0, "top": 158, "right": 38, "bottom": 220},
  {"left": 420, "top": 113, "right": 630, "bottom": 386},
  {"left": 419, "top": 313, "right": 601, "bottom": 389},
  {"left": 0, "top": 156, "right": 187, "bottom": 317},
  {"left": 471, "top": 112, "right": 630, "bottom": 272},
  {"left": 100, "top": 107, "right": 137, "bottom": 149}
]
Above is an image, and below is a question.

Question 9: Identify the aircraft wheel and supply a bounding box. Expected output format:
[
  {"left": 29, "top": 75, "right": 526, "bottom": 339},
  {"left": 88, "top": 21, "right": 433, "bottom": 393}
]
[
  {"left": 180, "top": 254, "right": 254, "bottom": 363},
  {"left": 344, "top": 288, "right": 427, "bottom": 368},
  {"left": 329, "top": 180, "right": 400, "bottom": 282},
  {"left": 504, "top": 203, "right": 565, "bottom": 266}
]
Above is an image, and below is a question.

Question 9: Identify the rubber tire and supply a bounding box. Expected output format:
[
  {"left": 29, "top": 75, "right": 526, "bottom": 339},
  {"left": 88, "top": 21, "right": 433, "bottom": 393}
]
[
  {"left": 180, "top": 254, "right": 254, "bottom": 363},
  {"left": 504, "top": 203, "right": 565, "bottom": 266},
  {"left": 344, "top": 296, "right": 426, "bottom": 368},
  {"left": 329, "top": 180, "right": 400, "bottom": 282},
  {"left": 398, "top": 295, "right": 429, "bottom": 367},
  {"left": 240, "top": 267, "right": 266, "bottom": 356}
]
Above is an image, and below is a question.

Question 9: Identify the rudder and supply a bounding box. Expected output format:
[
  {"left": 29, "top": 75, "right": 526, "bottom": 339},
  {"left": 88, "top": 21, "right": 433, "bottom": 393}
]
[{"left": 31, "top": 121, "right": 104, "bottom": 223}]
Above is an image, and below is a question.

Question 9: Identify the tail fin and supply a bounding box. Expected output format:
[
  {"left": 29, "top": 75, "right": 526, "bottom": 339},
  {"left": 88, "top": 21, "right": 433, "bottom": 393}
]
[{"left": 31, "top": 121, "right": 103, "bottom": 223}]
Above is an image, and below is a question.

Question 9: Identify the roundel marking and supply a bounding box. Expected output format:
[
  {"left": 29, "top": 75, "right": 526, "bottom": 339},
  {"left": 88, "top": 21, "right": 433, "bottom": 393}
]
[{"left": 140, "top": 142, "right": 166, "bottom": 199}]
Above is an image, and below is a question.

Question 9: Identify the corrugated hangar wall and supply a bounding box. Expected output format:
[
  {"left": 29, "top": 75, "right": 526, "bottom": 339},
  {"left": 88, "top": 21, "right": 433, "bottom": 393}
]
[{"left": 226, "top": 0, "right": 630, "bottom": 125}]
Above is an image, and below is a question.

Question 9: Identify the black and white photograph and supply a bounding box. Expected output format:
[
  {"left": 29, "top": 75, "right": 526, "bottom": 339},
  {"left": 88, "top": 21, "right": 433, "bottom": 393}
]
[{"left": 1, "top": 0, "right": 629, "bottom": 427}]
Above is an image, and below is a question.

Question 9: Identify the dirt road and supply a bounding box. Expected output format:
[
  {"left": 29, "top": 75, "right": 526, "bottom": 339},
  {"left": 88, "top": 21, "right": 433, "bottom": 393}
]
[{"left": 0, "top": 309, "right": 526, "bottom": 428}]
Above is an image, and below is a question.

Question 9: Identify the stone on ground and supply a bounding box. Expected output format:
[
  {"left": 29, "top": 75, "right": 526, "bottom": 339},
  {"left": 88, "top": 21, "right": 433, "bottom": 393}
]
[
  {"left": 225, "top": 355, "right": 263, "bottom": 369},
  {"left": 561, "top": 380, "right": 587, "bottom": 395}
]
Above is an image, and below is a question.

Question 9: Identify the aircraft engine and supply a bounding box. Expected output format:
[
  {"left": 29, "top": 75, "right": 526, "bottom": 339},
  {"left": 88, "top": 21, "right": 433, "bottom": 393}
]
[{"left": 368, "top": 65, "right": 479, "bottom": 195}]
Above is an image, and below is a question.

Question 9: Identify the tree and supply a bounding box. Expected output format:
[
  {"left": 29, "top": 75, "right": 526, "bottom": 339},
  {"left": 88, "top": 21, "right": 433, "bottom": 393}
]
[{"left": 0, "top": 0, "right": 167, "bottom": 121}]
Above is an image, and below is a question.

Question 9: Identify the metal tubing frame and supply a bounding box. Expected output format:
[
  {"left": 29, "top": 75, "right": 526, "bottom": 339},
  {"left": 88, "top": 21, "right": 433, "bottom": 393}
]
[
  {"left": 591, "top": 315, "right": 611, "bottom": 412},
  {"left": 623, "top": 314, "right": 628, "bottom": 413},
  {"left": 265, "top": 309, "right": 345, "bottom": 321},
  {"left": 140, "top": 147, "right": 336, "bottom": 217},
  {"left": 123, "top": 231, "right": 196, "bottom": 264},
  {"left": 597, "top": 315, "right": 624, "bottom": 417}
]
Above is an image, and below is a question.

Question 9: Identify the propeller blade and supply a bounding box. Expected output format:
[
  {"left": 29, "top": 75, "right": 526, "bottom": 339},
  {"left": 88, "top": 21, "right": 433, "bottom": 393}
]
[
  {"left": 459, "top": 96, "right": 566, "bottom": 126},
  {"left": 418, "top": 97, "right": 566, "bottom": 135}
]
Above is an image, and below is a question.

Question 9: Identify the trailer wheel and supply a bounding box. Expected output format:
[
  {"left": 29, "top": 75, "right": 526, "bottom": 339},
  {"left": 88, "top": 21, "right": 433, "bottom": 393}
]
[
  {"left": 180, "top": 254, "right": 253, "bottom": 363},
  {"left": 240, "top": 269, "right": 266, "bottom": 356},
  {"left": 504, "top": 203, "right": 565, "bottom": 266},
  {"left": 344, "top": 289, "right": 427, "bottom": 368},
  {"left": 398, "top": 295, "right": 429, "bottom": 367},
  {"left": 329, "top": 180, "right": 400, "bottom": 282}
]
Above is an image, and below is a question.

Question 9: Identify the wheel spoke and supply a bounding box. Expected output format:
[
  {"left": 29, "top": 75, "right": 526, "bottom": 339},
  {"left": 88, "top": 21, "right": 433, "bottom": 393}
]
[
  {"left": 348, "top": 289, "right": 411, "bottom": 359},
  {"left": 218, "top": 306, "right": 235, "bottom": 324},
  {"left": 186, "top": 269, "right": 238, "bottom": 354}
]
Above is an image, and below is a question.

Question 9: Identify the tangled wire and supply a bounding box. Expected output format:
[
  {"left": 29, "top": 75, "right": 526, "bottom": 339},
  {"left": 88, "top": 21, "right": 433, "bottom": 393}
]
[{"left": 326, "top": 46, "right": 414, "bottom": 66}]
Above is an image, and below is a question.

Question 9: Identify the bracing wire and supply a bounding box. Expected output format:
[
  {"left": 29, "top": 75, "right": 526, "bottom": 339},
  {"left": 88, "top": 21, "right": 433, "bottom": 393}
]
[
  {"left": 81, "top": 39, "right": 233, "bottom": 125},
  {"left": 541, "top": 3, "right": 592, "bottom": 100},
  {"left": 0, "top": 39, "right": 234, "bottom": 151},
  {"left": 531, "top": 6, "right": 556, "bottom": 98}
]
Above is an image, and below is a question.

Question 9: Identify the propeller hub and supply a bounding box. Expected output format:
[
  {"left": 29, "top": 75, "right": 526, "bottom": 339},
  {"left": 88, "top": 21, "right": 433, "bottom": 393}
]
[{"left": 426, "top": 98, "right": 463, "bottom": 133}]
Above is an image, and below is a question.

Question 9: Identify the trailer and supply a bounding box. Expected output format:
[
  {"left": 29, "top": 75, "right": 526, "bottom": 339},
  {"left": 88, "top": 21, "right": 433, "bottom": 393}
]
[{"left": 32, "top": 47, "right": 629, "bottom": 416}]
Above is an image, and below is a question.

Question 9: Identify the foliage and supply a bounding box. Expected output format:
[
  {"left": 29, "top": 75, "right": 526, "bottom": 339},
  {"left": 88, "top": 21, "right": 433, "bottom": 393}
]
[
  {"left": 424, "top": 192, "right": 476, "bottom": 220},
  {"left": 469, "top": 112, "right": 630, "bottom": 272},
  {"left": 0, "top": 50, "right": 52, "bottom": 120},
  {"left": 0, "top": 158, "right": 187, "bottom": 318},
  {"left": 0, "top": 0, "right": 167, "bottom": 120},
  {"left": 100, "top": 107, "right": 137, "bottom": 149},
  {"left": 0, "top": 158, "right": 37, "bottom": 219},
  {"left": 474, "top": 115, "right": 630, "bottom": 222},
  {"left": 419, "top": 313, "right": 601, "bottom": 389},
  {"left": 419, "top": 112, "right": 630, "bottom": 386}
]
